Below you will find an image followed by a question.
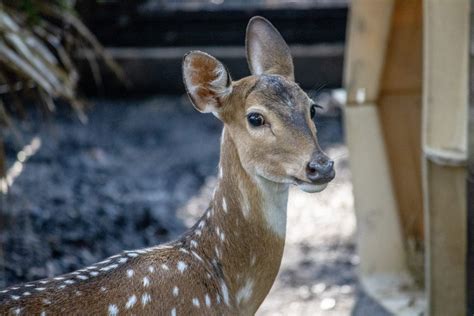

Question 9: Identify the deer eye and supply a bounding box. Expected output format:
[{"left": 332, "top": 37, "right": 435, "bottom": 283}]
[
  {"left": 310, "top": 104, "right": 322, "bottom": 119},
  {"left": 247, "top": 113, "right": 265, "bottom": 127}
]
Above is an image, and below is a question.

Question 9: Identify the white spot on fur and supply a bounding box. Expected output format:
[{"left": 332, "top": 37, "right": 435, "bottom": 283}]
[
  {"left": 35, "top": 287, "right": 46, "bottom": 291},
  {"left": 127, "top": 269, "right": 134, "bottom": 278},
  {"left": 192, "top": 297, "right": 200, "bottom": 307},
  {"left": 127, "top": 253, "right": 139, "bottom": 258},
  {"left": 143, "top": 276, "right": 150, "bottom": 287},
  {"left": 195, "top": 229, "right": 202, "bottom": 237},
  {"left": 98, "top": 259, "right": 111, "bottom": 265},
  {"left": 173, "top": 286, "right": 179, "bottom": 297},
  {"left": 54, "top": 277, "right": 64, "bottom": 281},
  {"left": 10, "top": 295, "right": 20, "bottom": 300},
  {"left": 215, "top": 226, "right": 220, "bottom": 237},
  {"left": 220, "top": 279, "right": 230, "bottom": 306},
  {"left": 141, "top": 293, "right": 151, "bottom": 306},
  {"left": 13, "top": 308, "right": 21, "bottom": 315},
  {"left": 177, "top": 261, "right": 187, "bottom": 273},
  {"left": 148, "top": 266, "right": 155, "bottom": 273},
  {"left": 179, "top": 248, "right": 189, "bottom": 254},
  {"left": 40, "top": 312, "right": 46, "bottom": 316},
  {"left": 100, "top": 287, "right": 107, "bottom": 292},
  {"left": 108, "top": 304, "right": 119, "bottom": 316},
  {"left": 236, "top": 279, "right": 254, "bottom": 305},
  {"left": 250, "top": 255, "right": 257, "bottom": 266},
  {"left": 192, "top": 251, "right": 204, "bottom": 262},
  {"left": 42, "top": 298, "right": 51, "bottom": 305},
  {"left": 76, "top": 275, "right": 88, "bottom": 280},
  {"left": 64, "top": 280, "right": 75, "bottom": 285},
  {"left": 222, "top": 197, "right": 227, "bottom": 213},
  {"left": 220, "top": 128, "right": 226, "bottom": 147},
  {"left": 238, "top": 180, "right": 251, "bottom": 218},
  {"left": 216, "top": 294, "right": 221, "bottom": 304},
  {"left": 171, "top": 308, "right": 176, "bottom": 316},
  {"left": 58, "top": 285, "right": 66, "bottom": 289},
  {"left": 118, "top": 257, "right": 128, "bottom": 263},
  {"left": 75, "top": 290, "right": 82, "bottom": 296},
  {"left": 100, "top": 264, "right": 118, "bottom": 272},
  {"left": 215, "top": 246, "right": 221, "bottom": 258},
  {"left": 161, "top": 264, "right": 169, "bottom": 271},
  {"left": 39, "top": 280, "right": 49, "bottom": 284},
  {"left": 205, "top": 294, "right": 211, "bottom": 307},
  {"left": 220, "top": 232, "right": 225, "bottom": 242},
  {"left": 126, "top": 294, "right": 137, "bottom": 309},
  {"left": 23, "top": 292, "right": 31, "bottom": 296},
  {"left": 90, "top": 271, "right": 99, "bottom": 277},
  {"left": 190, "top": 240, "right": 198, "bottom": 248},
  {"left": 218, "top": 166, "right": 223, "bottom": 179}
]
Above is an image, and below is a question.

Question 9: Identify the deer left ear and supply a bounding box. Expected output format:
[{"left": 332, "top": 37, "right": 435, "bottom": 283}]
[
  {"left": 183, "top": 51, "right": 232, "bottom": 113},
  {"left": 246, "top": 16, "right": 294, "bottom": 81}
]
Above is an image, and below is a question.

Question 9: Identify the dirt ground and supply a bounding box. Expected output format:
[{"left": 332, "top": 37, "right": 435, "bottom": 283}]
[{"left": 0, "top": 95, "right": 388, "bottom": 315}]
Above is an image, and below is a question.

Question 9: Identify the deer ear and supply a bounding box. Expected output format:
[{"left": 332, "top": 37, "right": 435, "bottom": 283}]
[
  {"left": 183, "top": 51, "right": 232, "bottom": 113},
  {"left": 246, "top": 16, "right": 294, "bottom": 80}
]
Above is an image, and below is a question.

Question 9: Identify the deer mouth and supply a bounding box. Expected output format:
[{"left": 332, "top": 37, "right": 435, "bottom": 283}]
[{"left": 292, "top": 178, "right": 329, "bottom": 193}]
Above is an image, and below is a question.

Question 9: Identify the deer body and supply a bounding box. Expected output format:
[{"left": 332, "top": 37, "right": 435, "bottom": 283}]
[
  {"left": 0, "top": 128, "right": 286, "bottom": 315},
  {"left": 0, "top": 17, "right": 334, "bottom": 315}
]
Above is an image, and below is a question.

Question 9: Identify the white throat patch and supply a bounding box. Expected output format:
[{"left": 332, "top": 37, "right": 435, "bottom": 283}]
[{"left": 256, "top": 177, "right": 289, "bottom": 238}]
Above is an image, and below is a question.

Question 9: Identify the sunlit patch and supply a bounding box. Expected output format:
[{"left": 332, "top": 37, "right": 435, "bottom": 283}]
[{"left": 0, "top": 136, "right": 41, "bottom": 193}]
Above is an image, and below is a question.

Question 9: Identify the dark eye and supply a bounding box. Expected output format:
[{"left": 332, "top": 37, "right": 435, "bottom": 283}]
[
  {"left": 310, "top": 104, "right": 322, "bottom": 119},
  {"left": 247, "top": 113, "right": 265, "bottom": 127}
]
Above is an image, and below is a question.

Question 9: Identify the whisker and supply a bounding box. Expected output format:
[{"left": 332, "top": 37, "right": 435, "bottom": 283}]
[{"left": 331, "top": 153, "right": 349, "bottom": 161}]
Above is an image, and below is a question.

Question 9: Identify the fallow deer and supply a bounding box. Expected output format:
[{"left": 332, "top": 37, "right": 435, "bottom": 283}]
[{"left": 0, "top": 16, "right": 335, "bottom": 315}]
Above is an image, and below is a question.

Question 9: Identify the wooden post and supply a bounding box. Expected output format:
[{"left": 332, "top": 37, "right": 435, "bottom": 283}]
[
  {"left": 344, "top": 0, "right": 394, "bottom": 104},
  {"left": 344, "top": 0, "right": 425, "bottom": 313},
  {"left": 378, "top": 0, "right": 425, "bottom": 282},
  {"left": 423, "top": 1, "right": 469, "bottom": 315},
  {"left": 468, "top": 2, "right": 474, "bottom": 312}
]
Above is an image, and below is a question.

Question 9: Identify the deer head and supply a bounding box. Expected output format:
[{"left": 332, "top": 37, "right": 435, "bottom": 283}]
[{"left": 183, "top": 16, "right": 335, "bottom": 193}]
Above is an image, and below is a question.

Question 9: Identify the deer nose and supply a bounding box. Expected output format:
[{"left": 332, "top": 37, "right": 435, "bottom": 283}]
[{"left": 306, "top": 155, "right": 335, "bottom": 184}]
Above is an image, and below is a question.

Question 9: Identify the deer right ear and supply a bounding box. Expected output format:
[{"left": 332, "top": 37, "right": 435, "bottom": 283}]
[{"left": 183, "top": 51, "right": 232, "bottom": 113}]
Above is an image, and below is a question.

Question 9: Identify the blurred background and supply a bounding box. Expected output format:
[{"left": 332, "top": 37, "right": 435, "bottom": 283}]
[{"left": 0, "top": 0, "right": 406, "bottom": 315}]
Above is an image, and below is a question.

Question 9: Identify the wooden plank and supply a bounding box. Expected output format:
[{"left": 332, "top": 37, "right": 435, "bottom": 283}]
[
  {"left": 423, "top": 164, "right": 466, "bottom": 316},
  {"left": 378, "top": 95, "right": 424, "bottom": 277},
  {"left": 344, "top": 104, "right": 406, "bottom": 276},
  {"left": 377, "top": 0, "right": 424, "bottom": 282},
  {"left": 423, "top": 0, "right": 469, "bottom": 315},
  {"left": 423, "top": 0, "right": 469, "bottom": 154},
  {"left": 76, "top": 4, "right": 348, "bottom": 47},
  {"left": 379, "top": 0, "right": 422, "bottom": 94},
  {"left": 344, "top": 0, "right": 394, "bottom": 103},
  {"left": 78, "top": 44, "right": 344, "bottom": 95},
  {"left": 345, "top": 103, "right": 425, "bottom": 313}
]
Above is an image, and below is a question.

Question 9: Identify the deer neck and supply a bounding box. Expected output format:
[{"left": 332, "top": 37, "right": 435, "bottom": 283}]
[{"left": 188, "top": 127, "right": 289, "bottom": 313}]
